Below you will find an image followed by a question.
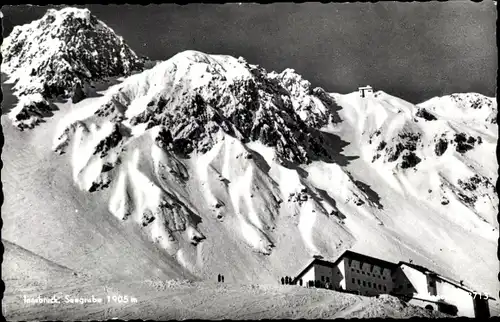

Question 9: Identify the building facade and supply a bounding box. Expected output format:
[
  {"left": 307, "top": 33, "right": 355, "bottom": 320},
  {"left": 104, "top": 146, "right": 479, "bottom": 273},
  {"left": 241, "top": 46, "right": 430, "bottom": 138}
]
[
  {"left": 345, "top": 255, "right": 395, "bottom": 296},
  {"left": 292, "top": 250, "right": 397, "bottom": 296},
  {"left": 291, "top": 258, "right": 343, "bottom": 289},
  {"left": 291, "top": 251, "right": 494, "bottom": 318},
  {"left": 392, "top": 262, "right": 492, "bottom": 318}
]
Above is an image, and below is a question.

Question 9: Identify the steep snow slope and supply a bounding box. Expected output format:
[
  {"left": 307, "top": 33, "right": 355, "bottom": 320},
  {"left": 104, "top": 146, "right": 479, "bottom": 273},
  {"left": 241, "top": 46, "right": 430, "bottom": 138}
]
[
  {"left": 1, "top": 7, "right": 145, "bottom": 129},
  {"left": 1, "top": 93, "right": 195, "bottom": 284},
  {"left": 325, "top": 91, "right": 498, "bottom": 298},
  {"left": 331, "top": 91, "right": 497, "bottom": 228},
  {"left": 46, "top": 48, "right": 498, "bottom": 301},
  {"left": 2, "top": 239, "right": 77, "bottom": 282},
  {"left": 48, "top": 50, "right": 389, "bottom": 284}
]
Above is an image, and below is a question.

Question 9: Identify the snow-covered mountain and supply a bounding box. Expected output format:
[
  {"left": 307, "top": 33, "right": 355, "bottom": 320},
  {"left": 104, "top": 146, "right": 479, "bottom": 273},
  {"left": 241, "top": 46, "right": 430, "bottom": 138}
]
[
  {"left": 51, "top": 50, "right": 365, "bottom": 267},
  {"left": 2, "top": 7, "right": 497, "bottom": 311},
  {"left": 46, "top": 48, "right": 498, "bottom": 296},
  {"left": 1, "top": 7, "right": 145, "bottom": 129}
]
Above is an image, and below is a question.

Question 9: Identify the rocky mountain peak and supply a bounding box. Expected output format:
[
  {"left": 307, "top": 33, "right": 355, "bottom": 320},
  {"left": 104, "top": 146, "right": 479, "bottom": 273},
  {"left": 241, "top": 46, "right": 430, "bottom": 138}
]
[
  {"left": 57, "top": 50, "right": 339, "bottom": 165},
  {"left": 2, "top": 7, "right": 145, "bottom": 99}
]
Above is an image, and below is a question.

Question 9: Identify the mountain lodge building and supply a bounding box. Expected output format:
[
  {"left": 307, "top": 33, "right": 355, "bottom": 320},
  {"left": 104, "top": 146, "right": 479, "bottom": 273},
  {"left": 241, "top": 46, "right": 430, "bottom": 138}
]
[
  {"left": 291, "top": 250, "right": 494, "bottom": 318},
  {"left": 359, "top": 85, "right": 374, "bottom": 98}
]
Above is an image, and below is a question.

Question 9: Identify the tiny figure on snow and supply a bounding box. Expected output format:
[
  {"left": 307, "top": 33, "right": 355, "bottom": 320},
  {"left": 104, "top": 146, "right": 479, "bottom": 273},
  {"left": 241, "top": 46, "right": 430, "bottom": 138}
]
[{"left": 218, "top": 274, "right": 221, "bottom": 283}]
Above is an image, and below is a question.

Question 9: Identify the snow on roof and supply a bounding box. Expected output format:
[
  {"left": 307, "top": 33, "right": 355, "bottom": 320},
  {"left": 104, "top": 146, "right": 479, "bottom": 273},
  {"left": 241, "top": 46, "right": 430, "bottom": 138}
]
[{"left": 359, "top": 85, "right": 373, "bottom": 89}]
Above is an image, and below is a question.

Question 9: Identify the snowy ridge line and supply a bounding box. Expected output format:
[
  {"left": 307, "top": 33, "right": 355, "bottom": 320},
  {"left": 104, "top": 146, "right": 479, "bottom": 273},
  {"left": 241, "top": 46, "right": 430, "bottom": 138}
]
[{"left": 331, "top": 90, "right": 497, "bottom": 228}]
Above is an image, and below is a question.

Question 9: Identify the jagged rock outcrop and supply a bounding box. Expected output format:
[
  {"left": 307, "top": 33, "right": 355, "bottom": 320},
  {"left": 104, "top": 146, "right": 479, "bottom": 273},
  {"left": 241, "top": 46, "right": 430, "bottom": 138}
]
[{"left": 58, "top": 50, "right": 338, "bottom": 165}]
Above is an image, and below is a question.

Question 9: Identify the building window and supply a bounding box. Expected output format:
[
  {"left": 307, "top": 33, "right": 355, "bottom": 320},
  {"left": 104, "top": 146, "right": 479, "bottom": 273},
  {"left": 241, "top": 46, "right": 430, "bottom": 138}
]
[
  {"left": 358, "top": 279, "right": 361, "bottom": 285},
  {"left": 382, "top": 276, "right": 386, "bottom": 280},
  {"left": 321, "top": 276, "right": 325, "bottom": 281},
  {"left": 352, "top": 278, "right": 355, "bottom": 283},
  {"left": 368, "top": 282, "right": 372, "bottom": 287},
  {"left": 362, "top": 272, "right": 365, "bottom": 275},
  {"left": 378, "top": 285, "right": 382, "bottom": 290},
  {"left": 363, "top": 281, "right": 366, "bottom": 286},
  {"left": 357, "top": 270, "right": 360, "bottom": 273},
  {"left": 373, "top": 283, "right": 377, "bottom": 289},
  {"left": 383, "top": 286, "right": 387, "bottom": 291},
  {"left": 326, "top": 277, "right": 330, "bottom": 283},
  {"left": 367, "top": 273, "right": 371, "bottom": 276}
]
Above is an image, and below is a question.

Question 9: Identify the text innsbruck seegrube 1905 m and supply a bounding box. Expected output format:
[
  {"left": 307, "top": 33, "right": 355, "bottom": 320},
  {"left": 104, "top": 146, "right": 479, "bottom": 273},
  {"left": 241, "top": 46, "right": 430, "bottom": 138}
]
[{"left": 22, "top": 294, "right": 138, "bottom": 305}]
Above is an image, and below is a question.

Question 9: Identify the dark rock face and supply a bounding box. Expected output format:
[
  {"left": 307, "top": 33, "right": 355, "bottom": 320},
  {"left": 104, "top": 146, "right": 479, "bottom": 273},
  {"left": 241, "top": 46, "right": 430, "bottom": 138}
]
[
  {"left": 401, "top": 152, "right": 422, "bottom": 169},
  {"left": 387, "top": 143, "right": 405, "bottom": 162},
  {"left": 458, "top": 174, "right": 494, "bottom": 192},
  {"left": 371, "top": 140, "right": 387, "bottom": 162},
  {"left": 435, "top": 138, "right": 448, "bottom": 156},
  {"left": 416, "top": 108, "right": 437, "bottom": 121},
  {"left": 439, "top": 174, "right": 497, "bottom": 212},
  {"left": 386, "top": 132, "right": 421, "bottom": 165},
  {"left": 71, "top": 82, "right": 87, "bottom": 104},
  {"left": 14, "top": 101, "right": 50, "bottom": 121},
  {"left": 454, "top": 133, "right": 475, "bottom": 153},
  {"left": 374, "top": 131, "right": 424, "bottom": 169},
  {"left": 10, "top": 95, "right": 56, "bottom": 130},
  {"left": 93, "top": 124, "right": 126, "bottom": 157},
  {"left": 377, "top": 141, "right": 387, "bottom": 151}
]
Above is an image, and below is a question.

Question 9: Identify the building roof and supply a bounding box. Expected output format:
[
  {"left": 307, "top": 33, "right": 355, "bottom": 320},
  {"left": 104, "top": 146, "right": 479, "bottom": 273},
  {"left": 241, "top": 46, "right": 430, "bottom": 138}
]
[
  {"left": 291, "top": 250, "right": 398, "bottom": 284},
  {"left": 343, "top": 250, "right": 398, "bottom": 270},
  {"left": 359, "top": 85, "right": 373, "bottom": 89},
  {"left": 398, "top": 261, "right": 496, "bottom": 301}
]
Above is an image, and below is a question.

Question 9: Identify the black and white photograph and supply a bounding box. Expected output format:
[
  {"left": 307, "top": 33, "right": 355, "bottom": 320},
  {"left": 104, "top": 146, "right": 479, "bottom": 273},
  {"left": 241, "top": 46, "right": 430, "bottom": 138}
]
[{"left": 0, "top": 2, "right": 498, "bottom": 320}]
